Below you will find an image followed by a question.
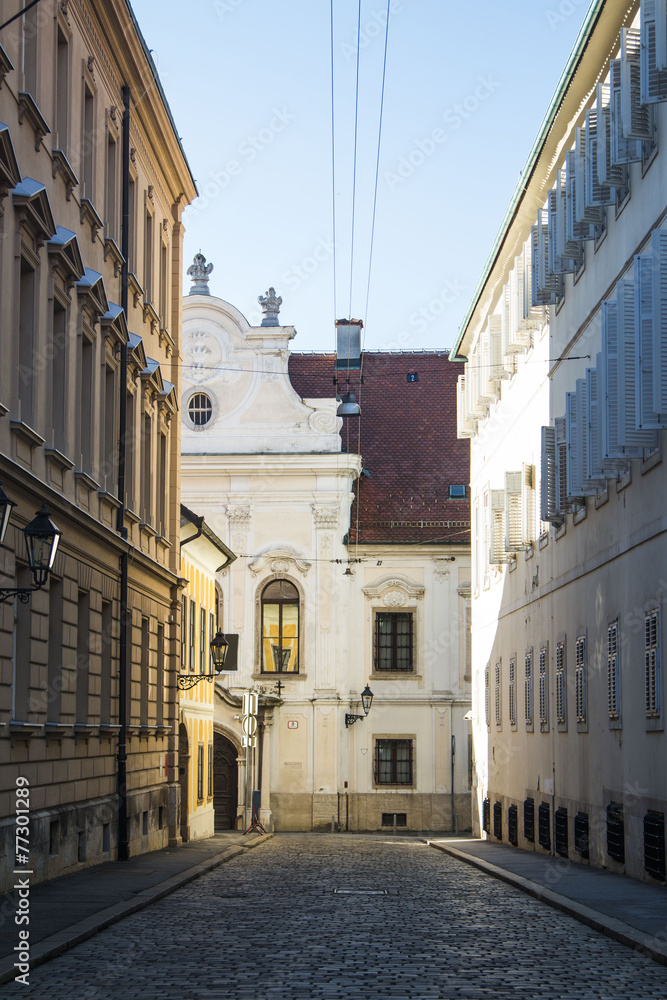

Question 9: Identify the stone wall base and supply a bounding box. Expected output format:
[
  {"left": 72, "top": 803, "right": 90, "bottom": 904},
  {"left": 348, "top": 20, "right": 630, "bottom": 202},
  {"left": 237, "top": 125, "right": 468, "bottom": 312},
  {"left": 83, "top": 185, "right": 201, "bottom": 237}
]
[{"left": 271, "top": 792, "right": 472, "bottom": 833}]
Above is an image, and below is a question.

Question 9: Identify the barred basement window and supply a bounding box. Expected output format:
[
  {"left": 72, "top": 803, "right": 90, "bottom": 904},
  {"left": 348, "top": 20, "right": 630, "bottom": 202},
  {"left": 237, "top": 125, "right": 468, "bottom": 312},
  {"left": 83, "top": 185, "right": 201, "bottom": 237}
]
[
  {"left": 644, "top": 811, "right": 666, "bottom": 881},
  {"left": 482, "top": 797, "right": 491, "bottom": 834},
  {"left": 606, "top": 802, "right": 625, "bottom": 863},
  {"left": 538, "top": 802, "right": 551, "bottom": 851},
  {"left": 494, "top": 660, "right": 502, "bottom": 727},
  {"left": 508, "top": 656, "right": 517, "bottom": 727},
  {"left": 374, "top": 739, "right": 413, "bottom": 786},
  {"left": 574, "top": 812, "right": 589, "bottom": 859},
  {"left": 524, "top": 798, "right": 535, "bottom": 843},
  {"left": 524, "top": 650, "right": 533, "bottom": 728},
  {"left": 607, "top": 619, "right": 621, "bottom": 721},
  {"left": 575, "top": 635, "right": 587, "bottom": 725},
  {"left": 374, "top": 611, "right": 413, "bottom": 672},
  {"left": 508, "top": 804, "right": 518, "bottom": 846},
  {"left": 382, "top": 812, "right": 407, "bottom": 827},
  {"left": 188, "top": 392, "right": 213, "bottom": 426},
  {"left": 539, "top": 644, "right": 549, "bottom": 731},
  {"left": 555, "top": 808, "right": 568, "bottom": 858},
  {"left": 645, "top": 609, "right": 661, "bottom": 718},
  {"left": 485, "top": 664, "right": 490, "bottom": 729},
  {"left": 555, "top": 641, "right": 566, "bottom": 726},
  {"left": 493, "top": 802, "right": 502, "bottom": 840}
]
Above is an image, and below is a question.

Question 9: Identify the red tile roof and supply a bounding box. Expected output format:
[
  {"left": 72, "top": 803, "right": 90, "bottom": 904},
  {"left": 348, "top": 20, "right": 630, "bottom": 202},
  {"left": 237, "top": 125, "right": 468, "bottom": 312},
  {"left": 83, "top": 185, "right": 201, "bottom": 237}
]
[{"left": 288, "top": 352, "right": 470, "bottom": 546}]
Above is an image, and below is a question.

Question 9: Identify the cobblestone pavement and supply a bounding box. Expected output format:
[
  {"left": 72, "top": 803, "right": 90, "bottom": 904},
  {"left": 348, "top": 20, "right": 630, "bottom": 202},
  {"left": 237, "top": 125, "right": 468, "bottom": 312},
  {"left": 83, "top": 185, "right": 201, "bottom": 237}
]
[{"left": 6, "top": 835, "right": 667, "bottom": 999}]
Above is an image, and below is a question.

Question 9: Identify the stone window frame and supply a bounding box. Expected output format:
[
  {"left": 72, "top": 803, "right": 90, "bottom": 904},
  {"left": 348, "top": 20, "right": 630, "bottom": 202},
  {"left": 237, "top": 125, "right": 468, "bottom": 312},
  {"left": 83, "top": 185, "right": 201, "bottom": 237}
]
[
  {"left": 372, "top": 735, "right": 416, "bottom": 789},
  {"left": 253, "top": 572, "right": 306, "bottom": 680},
  {"left": 363, "top": 576, "right": 424, "bottom": 681}
]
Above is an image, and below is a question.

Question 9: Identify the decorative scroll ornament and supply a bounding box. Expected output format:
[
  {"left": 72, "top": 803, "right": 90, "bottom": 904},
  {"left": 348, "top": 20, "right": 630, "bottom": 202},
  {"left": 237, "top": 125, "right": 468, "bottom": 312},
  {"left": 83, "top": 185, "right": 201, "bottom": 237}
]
[
  {"left": 248, "top": 548, "right": 311, "bottom": 577},
  {"left": 226, "top": 506, "right": 252, "bottom": 528},
  {"left": 309, "top": 410, "right": 339, "bottom": 434},
  {"left": 258, "top": 287, "right": 282, "bottom": 326},
  {"left": 312, "top": 504, "right": 339, "bottom": 529},
  {"left": 187, "top": 252, "right": 213, "bottom": 295},
  {"left": 383, "top": 589, "right": 407, "bottom": 608}
]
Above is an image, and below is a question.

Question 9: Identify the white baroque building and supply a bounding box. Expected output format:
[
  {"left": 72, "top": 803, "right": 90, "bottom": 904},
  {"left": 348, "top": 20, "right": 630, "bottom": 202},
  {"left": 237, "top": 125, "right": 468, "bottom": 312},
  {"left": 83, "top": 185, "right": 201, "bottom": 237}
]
[
  {"left": 180, "top": 262, "right": 472, "bottom": 833},
  {"left": 455, "top": 0, "right": 667, "bottom": 881}
]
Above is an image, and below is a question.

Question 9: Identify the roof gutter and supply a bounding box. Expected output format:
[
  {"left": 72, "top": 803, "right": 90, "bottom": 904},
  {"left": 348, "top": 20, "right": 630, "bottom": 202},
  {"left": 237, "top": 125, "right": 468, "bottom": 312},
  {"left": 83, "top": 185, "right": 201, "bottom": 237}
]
[{"left": 449, "top": 0, "right": 607, "bottom": 361}]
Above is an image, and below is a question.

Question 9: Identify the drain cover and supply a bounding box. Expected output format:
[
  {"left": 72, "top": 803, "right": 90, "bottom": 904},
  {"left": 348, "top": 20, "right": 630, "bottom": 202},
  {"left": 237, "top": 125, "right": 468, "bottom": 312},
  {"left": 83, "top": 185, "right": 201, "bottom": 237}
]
[{"left": 333, "top": 888, "right": 388, "bottom": 895}]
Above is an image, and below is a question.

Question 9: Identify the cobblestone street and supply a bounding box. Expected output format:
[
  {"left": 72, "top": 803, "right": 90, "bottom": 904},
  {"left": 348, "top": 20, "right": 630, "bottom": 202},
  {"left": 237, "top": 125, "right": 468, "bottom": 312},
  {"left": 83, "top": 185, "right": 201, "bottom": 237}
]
[{"left": 6, "top": 835, "right": 667, "bottom": 1000}]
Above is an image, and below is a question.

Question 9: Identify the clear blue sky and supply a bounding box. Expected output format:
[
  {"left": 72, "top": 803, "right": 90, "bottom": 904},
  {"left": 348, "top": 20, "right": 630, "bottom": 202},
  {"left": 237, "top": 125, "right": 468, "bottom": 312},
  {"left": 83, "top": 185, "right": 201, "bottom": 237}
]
[{"left": 131, "top": 0, "right": 591, "bottom": 352}]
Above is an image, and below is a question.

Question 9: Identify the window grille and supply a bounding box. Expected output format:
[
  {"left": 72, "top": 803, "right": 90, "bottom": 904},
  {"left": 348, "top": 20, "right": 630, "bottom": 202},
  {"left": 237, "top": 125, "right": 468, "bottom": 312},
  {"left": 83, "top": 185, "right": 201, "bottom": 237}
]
[
  {"left": 555, "top": 808, "right": 568, "bottom": 858},
  {"left": 189, "top": 599, "right": 195, "bottom": 673},
  {"left": 556, "top": 641, "right": 566, "bottom": 725},
  {"left": 493, "top": 802, "right": 502, "bottom": 840},
  {"left": 524, "top": 651, "right": 533, "bottom": 727},
  {"left": 482, "top": 797, "right": 491, "bottom": 834},
  {"left": 382, "top": 812, "right": 407, "bottom": 827},
  {"left": 646, "top": 609, "right": 661, "bottom": 718},
  {"left": 200, "top": 606, "right": 206, "bottom": 673},
  {"left": 508, "top": 656, "right": 517, "bottom": 727},
  {"left": 575, "top": 636, "right": 587, "bottom": 724},
  {"left": 197, "top": 745, "right": 204, "bottom": 801},
  {"left": 644, "top": 811, "right": 666, "bottom": 881},
  {"left": 188, "top": 393, "right": 213, "bottom": 426},
  {"left": 374, "top": 612, "right": 413, "bottom": 672},
  {"left": 508, "top": 804, "right": 518, "bottom": 846},
  {"left": 494, "top": 660, "right": 502, "bottom": 727},
  {"left": 524, "top": 798, "right": 535, "bottom": 843},
  {"left": 374, "top": 739, "right": 413, "bottom": 786},
  {"left": 607, "top": 619, "right": 620, "bottom": 720},
  {"left": 606, "top": 802, "right": 625, "bottom": 863},
  {"left": 538, "top": 802, "right": 551, "bottom": 850},
  {"left": 485, "top": 664, "right": 490, "bottom": 729},
  {"left": 207, "top": 743, "right": 213, "bottom": 798},
  {"left": 539, "top": 644, "right": 549, "bottom": 729},
  {"left": 574, "top": 812, "right": 590, "bottom": 859},
  {"left": 181, "top": 595, "right": 187, "bottom": 669}
]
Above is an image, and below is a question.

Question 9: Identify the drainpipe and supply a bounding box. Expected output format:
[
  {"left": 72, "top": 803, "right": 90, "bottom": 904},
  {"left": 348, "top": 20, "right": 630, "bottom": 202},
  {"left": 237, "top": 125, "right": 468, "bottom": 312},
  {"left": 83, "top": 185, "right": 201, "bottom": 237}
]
[
  {"left": 450, "top": 703, "right": 455, "bottom": 834},
  {"left": 116, "top": 84, "right": 131, "bottom": 861}
]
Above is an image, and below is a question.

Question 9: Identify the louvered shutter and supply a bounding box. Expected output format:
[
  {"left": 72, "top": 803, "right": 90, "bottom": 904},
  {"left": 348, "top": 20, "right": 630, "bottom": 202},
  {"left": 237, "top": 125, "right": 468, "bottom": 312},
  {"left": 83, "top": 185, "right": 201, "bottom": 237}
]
[
  {"left": 489, "top": 313, "right": 512, "bottom": 381},
  {"left": 577, "top": 377, "right": 603, "bottom": 493},
  {"left": 634, "top": 253, "right": 663, "bottom": 428},
  {"left": 601, "top": 298, "right": 645, "bottom": 459},
  {"left": 575, "top": 128, "right": 604, "bottom": 225},
  {"left": 641, "top": 0, "right": 667, "bottom": 103},
  {"left": 596, "top": 83, "right": 628, "bottom": 188},
  {"left": 489, "top": 489, "right": 507, "bottom": 565},
  {"left": 479, "top": 325, "right": 497, "bottom": 402},
  {"left": 541, "top": 426, "right": 562, "bottom": 525},
  {"left": 555, "top": 416, "right": 569, "bottom": 514},
  {"left": 522, "top": 240, "right": 546, "bottom": 324},
  {"left": 651, "top": 228, "right": 667, "bottom": 412},
  {"left": 466, "top": 341, "right": 487, "bottom": 418},
  {"left": 610, "top": 59, "right": 644, "bottom": 163},
  {"left": 505, "top": 466, "right": 532, "bottom": 552},
  {"left": 616, "top": 279, "right": 660, "bottom": 449},
  {"left": 585, "top": 108, "right": 615, "bottom": 206},
  {"left": 566, "top": 150, "right": 596, "bottom": 243},
  {"left": 556, "top": 168, "right": 583, "bottom": 263},
  {"left": 566, "top": 390, "right": 581, "bottom": 499},
  {"left": 621, "top": 28, "right": 654, "bottom": 139},
  {"left": 585, "top": 367, "right": 604, "bottom": 484},
  {"left": 457, "top": 373, "right": 476, "bottom": 438},
  {"left": 533, "top": 211, "right": 562, "bottom": 304}
]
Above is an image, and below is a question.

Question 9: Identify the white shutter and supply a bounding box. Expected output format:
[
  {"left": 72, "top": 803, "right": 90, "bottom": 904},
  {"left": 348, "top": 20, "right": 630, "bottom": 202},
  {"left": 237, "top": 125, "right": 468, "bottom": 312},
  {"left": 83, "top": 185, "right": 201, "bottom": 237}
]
[
  {"left": 651, "top": 227, "right": 667, "bottom": 412},
  {"left": 601, "top": 297, "right": 645, "bottom": 459},
  {"left": 466, "top": 341, "right": 487, "bottom": 418},
  {"left": 504, "top": 466, "right": 532, "bottom": 552},
  {"left": 634, "top": 253, "right": 661, "bottom": 428},
  {"left": 533, "top": 210, "right": 562, "bottom": 305},
  {"left": 479, "top": 325, "right": 498, "bottom": 402},
  {"left": 610, "top": 59, "right": 644, "bottom": 164},
  {"left": 566, "top": 391, "right": 581, "bottom": 499},
  {"left": 555, "top": 416, "right": 569, "bottom": 514},
  {"left": 522, "top": 240, "right": 546, "bottom": 325},
  {"left": 575, "top": 128, "right": 604, "bottom": 225},
  {"left": 566, "top": 150, "right": 596, "bottom": 243},
  {"left": 489, "top": 312, "right": 512, "bottom": 380},
  {"left": 585, "top": 366, "right": 603, "bottom": 481},
  {"left": 596, "top": 83, "right": 628, "bottom": 189},
  {"left": 641, "top": 0, "right": 667, "bottom": 103},
  {"left": 556, "top": 168, "right": 583, "bottom": 264},
  {"left": 621, "top": 28, "right": 654, "bottom": 139},
  {"left": 457, "top": 373, "right": 476, "bottom": 438},
  {"left": 577, "top": 377, "right": 604, "bottom": 492},
  {"left": 585, "top": 108, "right": 615, "bottom": 206},
  {"left": 541, "top": 426, "right": 562, "bottom": 525},
  {"left": 616, "top": 279, "right": 660, "bottom": 449},
  {"left": 489, "top": 489, "right": 507, "bottom": 565}
]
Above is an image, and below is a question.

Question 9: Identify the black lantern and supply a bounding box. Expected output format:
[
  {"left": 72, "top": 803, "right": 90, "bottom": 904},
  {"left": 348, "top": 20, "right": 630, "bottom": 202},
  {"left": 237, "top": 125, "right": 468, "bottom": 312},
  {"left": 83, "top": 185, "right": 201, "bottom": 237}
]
[
  {"left": 0, "top": 483, "right": 17, "bottom": 547},
  {"left": 336, "top": 392, "right": 361, "bottom": 417},
  {"left": 23, "top": 503, "right": 62, "bottom": 588},
  {"left": 210, "top": 629, "right": 229, "bottom": 672},
  {"left": 345, "top": 683, "right": 374, "bottom": 728}
]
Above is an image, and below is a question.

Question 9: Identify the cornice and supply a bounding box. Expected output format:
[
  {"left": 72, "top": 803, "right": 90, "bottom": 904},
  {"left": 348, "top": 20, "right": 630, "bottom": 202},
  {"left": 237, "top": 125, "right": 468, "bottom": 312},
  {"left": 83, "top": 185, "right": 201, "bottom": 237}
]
[{"left": 181, "top": 453, "right": 362, "bottom": 477}]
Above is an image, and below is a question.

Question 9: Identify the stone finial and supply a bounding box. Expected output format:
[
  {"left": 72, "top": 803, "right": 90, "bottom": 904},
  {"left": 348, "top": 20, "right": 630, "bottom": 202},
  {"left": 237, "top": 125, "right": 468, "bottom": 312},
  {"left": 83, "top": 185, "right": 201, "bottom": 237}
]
[
  {"left": 258, "top": 287, "right": 282, "bottom": 326},
  {"left": 187, "top": 252, "right": 213, "bottom": 295}
]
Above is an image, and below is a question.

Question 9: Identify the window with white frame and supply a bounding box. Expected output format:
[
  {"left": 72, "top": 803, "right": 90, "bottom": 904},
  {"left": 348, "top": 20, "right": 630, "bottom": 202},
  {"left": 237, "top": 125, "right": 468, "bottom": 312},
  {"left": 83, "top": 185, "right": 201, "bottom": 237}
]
[
  {"left": 508, "top": 656, "right": 517, "bottom": 728},
  {"left": 556, "top": 641, "right": 566, "bottom": 727},
  {"left": 524, "top": 650, "right": 533, "bottom": 729},
  {"left": 607, "top": 619, "right": 621, "bottom": 722},
  {"left": 646, "top": 609, "right": 661, "bottom": 719},
  {"left": 539, "top": 644, "right": 549, "bottom": 731},
  {"left": 575, "top": 635, "right": 587, "bottom": 726}
]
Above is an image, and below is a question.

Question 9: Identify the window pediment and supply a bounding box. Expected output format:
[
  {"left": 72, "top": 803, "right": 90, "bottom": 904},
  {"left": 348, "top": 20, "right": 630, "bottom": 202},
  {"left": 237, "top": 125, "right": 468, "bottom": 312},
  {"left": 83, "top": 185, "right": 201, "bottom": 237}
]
[
  {"left": 76, "top": 267, "right": 108, "bottom": 319},
  {"left": 0, "top": 122, "right": 20, "bottom": 192},
  {"left": 128, "top": 331, "right": 146, "bottom": 374},
  {"left": 101, "top": 301, "right": 128, "bottom": 348},
  {"left": 12, "top": 177, "right": 56, "bottom": 243},
  {"left": 363, "top": 575, "right": 425, "bottom": 605},
  {"left": 248, "top": 547, "right": 312, "bottom": 578},
  {"left": 47, "top": 226, "right": 84, "bottom": 286}
]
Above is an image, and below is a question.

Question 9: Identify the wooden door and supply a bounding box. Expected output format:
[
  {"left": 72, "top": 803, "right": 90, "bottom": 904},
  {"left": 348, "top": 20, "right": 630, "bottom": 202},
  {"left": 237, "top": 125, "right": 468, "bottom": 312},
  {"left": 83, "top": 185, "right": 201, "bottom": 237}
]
[{"left": 214, "top": 733, "right": 238, "bottom": 830}]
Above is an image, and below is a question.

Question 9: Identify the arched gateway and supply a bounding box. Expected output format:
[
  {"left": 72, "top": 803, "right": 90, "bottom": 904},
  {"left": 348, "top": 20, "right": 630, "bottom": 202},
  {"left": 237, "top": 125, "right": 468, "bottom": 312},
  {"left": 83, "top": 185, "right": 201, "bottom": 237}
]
[{"left": 214, "top": 732, "right": 238, "bottom": 830}]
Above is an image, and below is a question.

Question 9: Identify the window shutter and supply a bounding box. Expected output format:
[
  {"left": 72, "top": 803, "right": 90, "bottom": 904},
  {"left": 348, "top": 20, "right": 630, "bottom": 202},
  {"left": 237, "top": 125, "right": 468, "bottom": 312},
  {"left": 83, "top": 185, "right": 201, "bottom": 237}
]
[
  {"left": 645, "top": 609, "right": 660, "bottom": 718},
  {"left": 634, "top": 252, "right": 664, "bottom": 428},
  {"left": 566, "top": 390, "right": 582, "bottom": 500},
  {"left": 489, "top": 313, "right": 512, "bottom": 381},
  {"left": 556, "top": 168, "right": 583, "bottom": 264},
  {"left": 566, "top": 150, "right": 596, "bottom": 243},
  {"left": 577, "top": 377, "right": 604, "bottom": 492},
  {"left": 555, "top": 416, "right": 569, "bottom": 514},
  {"left": 522, "top": 240, "right": 547, "bottom": 324},
  {"left": 607, "top": 620, "right": 620, "bottom": 720},
  {"left": 479, "top": 325, "right": 498, "bottom": 402},
  {"left": 466, "top": 341, "right": 487, "bottom": 418},
  {"left": 641, "top": 0, "right": 667, "bottom": 103},
  {"left": 457, "top": 373, "right": 476, "bottom": 438},
  {"left": 651, "top": 227, "right": 667, "bottom": 413},
  {"left": 621, "top": 28, "right": 654, "bottom": 139},
  {"left": 489, "top": 489, "right": 507, "bottom": 565},
  {"left": 575, "top": 128, "right": 604, "bottom": 225},
  {"left": 586, "top": 366, "right": 602, "bottom": 481},
  {"left": 533, "top": 210, "right": 562, "bottom": 304},
  {"left": 556, "top": 641, "right": 566, "bottom": 725},
  {"left": 596, "top": 86, "right": 628, "bottom": 189},
  {"left": 575, "top": 636, "right": 587, "bottom": 724},
  {"left": 610, "top": 59, "right": 644, "bottom": 164},
  {"left": 616, "top": 278, "right": 660, "bottom": 449},
  {"left": 504, "top": 466, "right": 532, "bottom": 552},
  {"left": 585, "top": 108, "right": 616, "bottom": 206},
  {"left": 541, "top": 426, "right": 562, "bottom": 525},
  {"left": 601, "top": 298, "right": 645, "bottom": 460}
]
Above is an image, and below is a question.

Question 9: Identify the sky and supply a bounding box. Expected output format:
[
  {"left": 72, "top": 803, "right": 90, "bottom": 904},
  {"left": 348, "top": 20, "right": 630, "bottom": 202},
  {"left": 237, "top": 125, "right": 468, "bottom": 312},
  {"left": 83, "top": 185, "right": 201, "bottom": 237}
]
[{"left": 131, "top": 0, "right": 592, "bottom": 353}]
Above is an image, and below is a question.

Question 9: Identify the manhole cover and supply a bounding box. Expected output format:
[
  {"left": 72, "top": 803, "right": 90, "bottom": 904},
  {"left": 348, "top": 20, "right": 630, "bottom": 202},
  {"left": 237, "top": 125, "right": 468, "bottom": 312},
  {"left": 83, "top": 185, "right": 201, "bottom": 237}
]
[
  {"left": 333, "top": 888, "right": 388, "bottom": 895},
  {"left": 94, "top": 867, "right": 156, "bottom": 875}
]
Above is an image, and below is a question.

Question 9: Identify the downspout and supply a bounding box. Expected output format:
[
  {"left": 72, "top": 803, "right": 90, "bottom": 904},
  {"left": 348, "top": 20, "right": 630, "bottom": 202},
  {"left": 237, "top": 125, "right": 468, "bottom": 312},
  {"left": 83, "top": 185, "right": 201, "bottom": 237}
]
[
  {"left": 450, "top": 703, "right": 455, "bottom": 834},
  {"left": 116, "top": 84, "right": 131, "bottom": 861}
]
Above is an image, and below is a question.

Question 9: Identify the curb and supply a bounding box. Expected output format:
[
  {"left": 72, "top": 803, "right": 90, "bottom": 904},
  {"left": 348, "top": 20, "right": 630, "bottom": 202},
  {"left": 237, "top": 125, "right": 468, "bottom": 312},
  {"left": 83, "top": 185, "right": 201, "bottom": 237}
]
[
  {"left": 426, "top": 839, "right": 667, "bottom": 967},
  {"left": 0, "top": 832, "right": 272, "bottom": 986}
]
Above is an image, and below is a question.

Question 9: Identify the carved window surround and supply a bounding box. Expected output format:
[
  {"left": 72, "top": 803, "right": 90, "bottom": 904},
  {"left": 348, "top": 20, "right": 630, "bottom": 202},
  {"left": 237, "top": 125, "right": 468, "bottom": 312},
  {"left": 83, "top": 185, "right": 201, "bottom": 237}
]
[
  {"left": 0, "top": 123, "right": 20, "bottom": 196},
  {"left": 80, "top": 197, "right": 103, "bottom": 243},
  {"left": 45, "top": 447, "right": 74, "bottom": 474},
  {"left": 47, "top": 226, "right": 84, "bottom": 288},
  {"left": 101, "top": 302, "right": 128, "bottom": 351},
  {"left": 13, "top": 178, "right": 56, "bottom": 247},
  {"left": 0, "top": 43, "right": 13, "bottom": 90},
  {"left": 104, "top": 236, "right": 123, "bottom": 277},
  {"left": 159, "top": 327, "right": 175, "bottom": 356},
  {"left": 18, "top": 92, "right": 50, "bottom": 151},
  {"left": 51, "top": 150, "right": 79, "bottom": 201},
  {"left": 128, "top": 271, "right": 144, "bottom": 308},
  {"left": 10, "top": 420, "right": 44, "bottom": 453},
  {"left": 253, "top": 571, "right": 307, "bottom": 678},
  {"left": 143, "top": 300, "right": 160, "bottom": 336},
  {"left": 77, "top": 267, "right": 108, "bottom": 323},
  {"left": 248, "top": 548, "right": 312, "bottom": 578}
]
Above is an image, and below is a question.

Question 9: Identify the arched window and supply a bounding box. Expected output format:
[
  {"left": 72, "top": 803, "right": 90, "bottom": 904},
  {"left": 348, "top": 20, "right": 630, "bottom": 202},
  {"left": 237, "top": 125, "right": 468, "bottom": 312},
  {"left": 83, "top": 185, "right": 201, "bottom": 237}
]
[
  {"left": 261, "top": 580, "right": 299, "bottom": 673},
  {"left": 188, "top": 392, "right": 213, "bottom": 426}
]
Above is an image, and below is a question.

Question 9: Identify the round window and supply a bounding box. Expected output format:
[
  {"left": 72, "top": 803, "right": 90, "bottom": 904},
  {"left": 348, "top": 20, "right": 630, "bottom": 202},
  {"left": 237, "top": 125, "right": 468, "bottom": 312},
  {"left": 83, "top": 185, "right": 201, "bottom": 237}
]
[{"left": 188, "top": 393, "right": 213, "bottom": 427}]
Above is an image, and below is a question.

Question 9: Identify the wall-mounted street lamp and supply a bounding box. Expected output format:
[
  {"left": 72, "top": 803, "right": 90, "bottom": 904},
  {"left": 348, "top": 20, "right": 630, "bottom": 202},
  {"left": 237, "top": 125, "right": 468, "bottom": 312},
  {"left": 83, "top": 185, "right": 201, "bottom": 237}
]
[
  {"left": 345, "top": 684, "right": 374, "bottom": 727},
  {"left": 0, "top": 486, "right": 62, "bottom": 604},
  {"left": 178, "top": 629, "right": 231, "bottom": 690}
]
